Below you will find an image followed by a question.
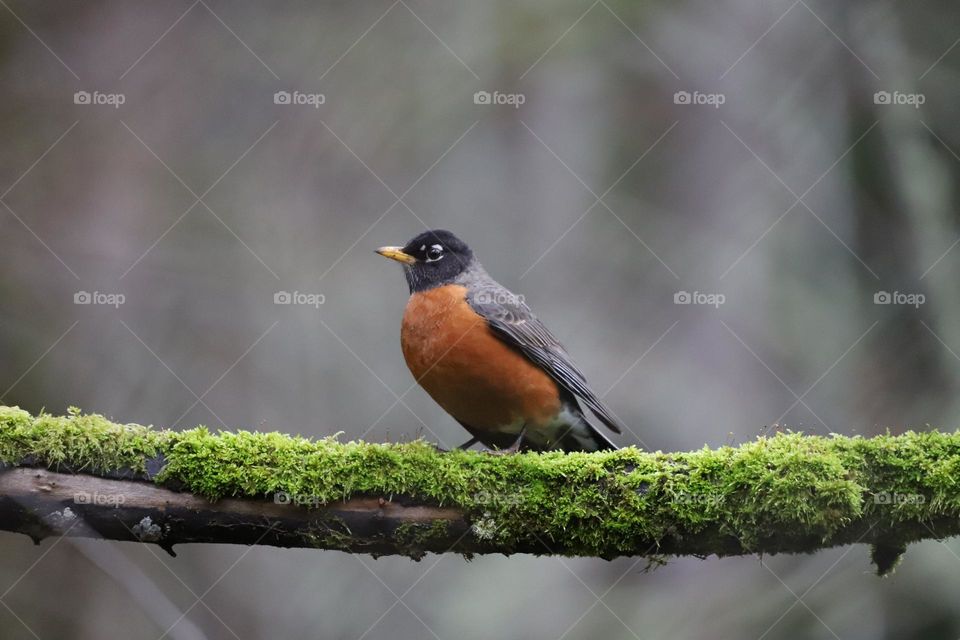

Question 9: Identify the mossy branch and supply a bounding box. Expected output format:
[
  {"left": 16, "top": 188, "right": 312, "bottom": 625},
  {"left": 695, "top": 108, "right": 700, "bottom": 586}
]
[{"left": 1, "top": 406, "right": 959, "bottom": 573}]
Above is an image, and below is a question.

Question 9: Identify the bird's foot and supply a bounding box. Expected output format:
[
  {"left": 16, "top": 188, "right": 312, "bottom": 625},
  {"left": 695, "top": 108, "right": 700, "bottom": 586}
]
[{"left": 487, "top": 426, "right": 527, "bottom": 455}]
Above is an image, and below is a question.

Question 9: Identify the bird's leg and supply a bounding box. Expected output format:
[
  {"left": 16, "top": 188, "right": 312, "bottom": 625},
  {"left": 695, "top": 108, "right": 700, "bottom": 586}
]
[
  {"left": 457, "top": 436, "right": 480, "bottom": 450},
  {"left": 484, "top": 426, "right": 528, "bottom": 455},
  {"left": 503, "top": 425, "right": 528, "bottom": 453}
]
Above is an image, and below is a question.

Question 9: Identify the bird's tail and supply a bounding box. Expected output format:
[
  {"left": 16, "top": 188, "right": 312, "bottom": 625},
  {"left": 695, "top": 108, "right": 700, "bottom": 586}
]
[{"left": 556, "top": 414, "right": 619, "bottom": 452}]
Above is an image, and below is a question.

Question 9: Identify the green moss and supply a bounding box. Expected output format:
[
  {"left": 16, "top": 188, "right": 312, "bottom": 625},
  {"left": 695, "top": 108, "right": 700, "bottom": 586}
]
[
  {"left": 3, "top": 405, "right": 960, "bottom": 563},
  {"left": 0, "top": 406, "right": 167, "bottom": 474}
]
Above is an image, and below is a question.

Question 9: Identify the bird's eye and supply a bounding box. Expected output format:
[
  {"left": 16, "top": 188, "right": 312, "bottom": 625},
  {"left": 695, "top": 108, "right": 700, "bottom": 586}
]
[{"left": 425, "top": 245, "right": 444, "bottom": 262}]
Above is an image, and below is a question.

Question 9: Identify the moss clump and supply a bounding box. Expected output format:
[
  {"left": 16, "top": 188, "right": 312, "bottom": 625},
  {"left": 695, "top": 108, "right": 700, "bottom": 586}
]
[
  {"left": 2, "top": 405, "right": 960, "bottom": 565},
  {"left": 0, "top": 406, "right": 167, "bottom": 474}
]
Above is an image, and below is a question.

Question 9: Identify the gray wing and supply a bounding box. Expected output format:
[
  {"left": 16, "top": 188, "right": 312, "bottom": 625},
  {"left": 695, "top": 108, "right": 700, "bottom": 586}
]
[{"left": 466, "top": 282, "right": 624, "bottom": 435}]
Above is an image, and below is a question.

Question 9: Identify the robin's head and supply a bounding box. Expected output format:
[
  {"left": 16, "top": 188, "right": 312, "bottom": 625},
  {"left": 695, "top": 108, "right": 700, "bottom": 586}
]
[{"left": 376, "top": 229, "right": 474, "bottom": 293}]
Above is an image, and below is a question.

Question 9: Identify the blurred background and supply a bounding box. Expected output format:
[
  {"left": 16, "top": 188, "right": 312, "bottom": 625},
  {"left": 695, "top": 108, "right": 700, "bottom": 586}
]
[{"left": 2, "top": 0, "right": 960, "bottom": 637}]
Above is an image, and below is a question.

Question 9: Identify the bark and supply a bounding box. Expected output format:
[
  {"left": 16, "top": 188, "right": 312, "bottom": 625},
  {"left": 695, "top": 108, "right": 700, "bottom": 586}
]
[{"left": 2, "top": 405, "right": 960, "bottom": 574}]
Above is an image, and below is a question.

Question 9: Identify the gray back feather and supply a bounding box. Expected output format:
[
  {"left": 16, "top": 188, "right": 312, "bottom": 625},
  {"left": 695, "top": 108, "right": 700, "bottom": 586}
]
[{"left": 457, "top": 262, "right": 625, "bottom": 436}]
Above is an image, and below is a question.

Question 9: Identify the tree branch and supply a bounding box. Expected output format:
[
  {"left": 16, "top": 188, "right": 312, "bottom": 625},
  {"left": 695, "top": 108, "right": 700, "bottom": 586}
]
[{"left": 1, "top": 406, "right": 959, "bottom": 573}]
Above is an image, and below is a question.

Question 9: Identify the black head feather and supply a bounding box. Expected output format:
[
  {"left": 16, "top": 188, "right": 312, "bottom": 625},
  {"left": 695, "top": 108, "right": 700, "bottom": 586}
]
[{"left": 394, "top": 230, "right": 475, "bottom": 293}]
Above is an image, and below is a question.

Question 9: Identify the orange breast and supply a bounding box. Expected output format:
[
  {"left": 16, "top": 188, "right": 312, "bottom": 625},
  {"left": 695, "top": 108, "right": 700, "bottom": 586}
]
[{"left": 401, "top": 284, "right": 562, "bottom": 434}]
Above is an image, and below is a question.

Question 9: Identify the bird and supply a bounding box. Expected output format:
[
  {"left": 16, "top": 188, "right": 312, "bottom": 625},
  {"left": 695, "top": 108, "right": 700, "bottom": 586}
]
[{"left": 376, "top": 229, "right": 624, "bottom": 452}]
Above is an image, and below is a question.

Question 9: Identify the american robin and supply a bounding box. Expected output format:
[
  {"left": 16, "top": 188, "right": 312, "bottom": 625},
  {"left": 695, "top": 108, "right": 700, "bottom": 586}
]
[{"left": 376, "top": 229, "right": 623, "bottom": 452}]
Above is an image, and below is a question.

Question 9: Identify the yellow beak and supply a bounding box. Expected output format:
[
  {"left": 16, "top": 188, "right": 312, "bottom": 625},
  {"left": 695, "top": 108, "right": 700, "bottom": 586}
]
[{"left": 376, "top": 246, "right": 417, "bottom": 265}]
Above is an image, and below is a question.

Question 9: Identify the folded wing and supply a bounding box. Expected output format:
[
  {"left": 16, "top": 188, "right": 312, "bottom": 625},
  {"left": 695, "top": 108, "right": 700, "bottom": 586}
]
[{"left": 467, "top": 283, "right": 624, "bottom": 435}]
